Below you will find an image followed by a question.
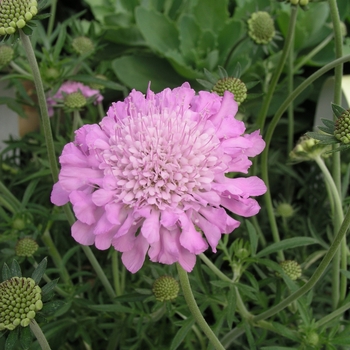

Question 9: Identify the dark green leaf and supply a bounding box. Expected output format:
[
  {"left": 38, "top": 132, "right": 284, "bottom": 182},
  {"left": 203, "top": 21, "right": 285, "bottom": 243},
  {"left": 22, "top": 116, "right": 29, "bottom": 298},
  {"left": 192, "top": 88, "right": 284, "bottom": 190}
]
[
  {"left": 318, "top": 126, "right": 334, "bottom": 134},
  {"left": 270, "top": 322, "right": 299, "bottom": 341},
  {"left": 41, "top": 279, "right": 59, "bottom": 296},
  {"left": 10, "top": 260, "right": 21, "bottom": 278},
  {"left": 88, "top": 304, "right": 136, "bottom": 314},
  {"left": 243, "top": 322, "right": 256, "bottom": 350},
  {"left": 196, "top": 79, "right": 213, "bottom": 90},
  {"left": 321, "top": 118, "right": 336, "bottom": 129},
  {"left": 2, "top": 263, "right": 11, "bottom": 281},
  {"left": 169, "top": 317, "right": 195, "bottom": 350},
  {"left": 256, "top": 238, "right": 319, "bottom": 258},
  {"left": 5, "top": 327, "right": 19, "bottom": 350},
  {"left": 31, "top": 257, "right": 47, "bottom": 284},
  {"left": 41, "top": 300, "right": 69, "bottom": 316},
  {"left": 331, "top": 335, "right": 350, "bottom": 345},
  {"left": 226, "top": 287, "right": 236, "bottom": 326},
  {"left": 113, "top": 293, "right": 148, "bottom": 303},
  {"left": 19, "top": 325, "right": 32, "bottom": 350},
  {"left": 0, "top": 97, "right": 26, "bottom": 119},
  {"left": 246, "top": 220, "right": 258, "bottom": 256},
  {"left": 306, "top": 131, "right": 336, "bottom": 142},
  {"left": 331, "top": 103, "right": 347, "bottom": 118}
]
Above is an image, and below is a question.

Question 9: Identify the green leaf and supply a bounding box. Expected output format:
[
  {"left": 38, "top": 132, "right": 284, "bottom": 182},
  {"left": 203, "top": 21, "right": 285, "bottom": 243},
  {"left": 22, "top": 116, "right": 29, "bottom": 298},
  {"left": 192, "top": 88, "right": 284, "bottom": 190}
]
[
  {"left": 321, "top": 118, "right": 336, "bottom": 129},
  {"left": 270, "top": 322, "right": 299, "bottom": 341},
  {"left": 88, "top": 304, "right": 136, "bottom": 314},
  {"left": 306, "top": 132, "right": 338, "bottom": 143},
  {"left": 135, "top": 6, "right": 180, "bottom": 53},
  {"left": 113, "top": 293, "right": 148, "bottom": 303},
  {"left": 10, "top": 260, "right": 21, "bottom": 278},
  {"left": 53, "top": 24, "right": 67, "bottom": 61},
  {"left": 256, "top": 238, "right": 319, "bottom": 258},
  {"left": 331, "top": 335, "right": 350, "bottom": 345},
  {"left": 112, "top": 55, "right": 185, "bottom": 92},
  {"left": 42, "top": 300, "right": 69, "bottom": 317},
  {"left": 226, "top": 287, "right": 237, "bottom": 326},
  {"left": 19, "top": 325, "right": 33, "bottom": 349},
  {"left": 41, "top": 279, "right": 59, "bottom": 296},
  {"left": 340, "top": 269, "right": 350, "bottom": 279},
  {"left": 2, "top": 263, "right": 11, "bottom": 281},
  {"left": 0, "top": 97, "right": 26, "bottom": 119},
  {"left": 31, "top": 257, "right": 47, "bottom": 285},
  {"left": 169, "top": 317, "right": 195, "bottom": 350},
  {"left": 318, "top": 126, "right": 334, "bottom": 134},
  {"left": 260, "top": 347, "right": 299, "bottom": 350},
  {"left": 246, "top": 220, "right": 258, "bottom": 256},
  {"left": 5, "top": 327, "right": 19, "bottom": 350},
  {"left": 178, "top": 14, "right": 201, "bottom": 61},
  {"left": 331, "top": 103, "right": 347, "bottom": 118},
  {"left": 243, "top": 322, "right": 256, "bottom": 350}
]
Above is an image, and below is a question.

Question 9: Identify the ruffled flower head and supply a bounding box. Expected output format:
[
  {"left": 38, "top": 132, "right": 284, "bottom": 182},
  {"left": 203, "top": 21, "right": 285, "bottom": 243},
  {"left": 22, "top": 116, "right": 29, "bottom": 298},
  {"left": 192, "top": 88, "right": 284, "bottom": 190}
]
[
  {"left": 47, "top": 81, "right": 103, "bottom": 117},
  {"left": 51, "top": 83, "right": 266, "bottom": 273}
]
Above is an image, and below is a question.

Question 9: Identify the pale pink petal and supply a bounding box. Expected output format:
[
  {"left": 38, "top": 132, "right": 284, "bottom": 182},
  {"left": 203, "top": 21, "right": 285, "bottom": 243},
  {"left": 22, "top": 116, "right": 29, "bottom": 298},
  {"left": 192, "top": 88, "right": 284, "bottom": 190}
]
[
  {"left": 221, "top": 196, "right": 262, "bottom": 217},
  {"left": 121, "top": 235, "right": 149, "bottom": 273},
  {"left": 141, "top": 209, "right": 160, "bottom": 244},
  {"left": 69, "top": 191, "right": 97, "bottom": 225},
  {"left": 71, "top": 221, "right": 95, "bottom": 245},
  {"left": 51, "top": 182, "right": 69, "bottom": 206}
]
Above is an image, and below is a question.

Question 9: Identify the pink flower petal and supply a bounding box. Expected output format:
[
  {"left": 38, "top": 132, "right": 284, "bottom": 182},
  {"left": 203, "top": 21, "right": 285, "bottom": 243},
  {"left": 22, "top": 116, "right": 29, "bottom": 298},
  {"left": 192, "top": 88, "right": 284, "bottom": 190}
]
[
  {"left": 71, "top": 221, "right": 95, "bottom": 245},
  {"left": 51, "top": 182, "right": 69, "bottom": 206},
  {"left": 121, "top": 234, "right": 149, "bottom": 273}
]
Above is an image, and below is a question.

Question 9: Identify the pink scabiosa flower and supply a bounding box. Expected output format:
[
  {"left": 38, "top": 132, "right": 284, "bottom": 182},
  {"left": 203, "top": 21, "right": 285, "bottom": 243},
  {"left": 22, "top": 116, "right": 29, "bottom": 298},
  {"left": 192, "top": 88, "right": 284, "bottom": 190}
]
[
  {"left": 47, "top": 81, "right": 103, "bottom": 117},
  {"left": 51, "top": 83, "right": 266, "bottom": 273}
]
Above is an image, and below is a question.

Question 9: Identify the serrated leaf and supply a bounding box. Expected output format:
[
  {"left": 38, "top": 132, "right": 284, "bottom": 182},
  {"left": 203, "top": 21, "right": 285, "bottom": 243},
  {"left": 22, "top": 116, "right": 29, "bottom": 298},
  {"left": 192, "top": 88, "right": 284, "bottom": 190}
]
[
  {"left": 256, "top": 237, "right": 319, "bottom": 258},
  {"left": 331, "top": 103, "right": 347, "bottom": 118},
  {"left": 5, "top": 327, "right": 19, "bottom": 350},
  {"left": 169, "top": 317, "right": 195, "bottom": 350},
  {"left": 31, "top": 257, "right": 47, "bottom": 284},
  {"left": 11, "top": 260, "right": 21, "bottom": 278},
  {"left": 2, "top": 263, "right": 11, "bottom": 281}
]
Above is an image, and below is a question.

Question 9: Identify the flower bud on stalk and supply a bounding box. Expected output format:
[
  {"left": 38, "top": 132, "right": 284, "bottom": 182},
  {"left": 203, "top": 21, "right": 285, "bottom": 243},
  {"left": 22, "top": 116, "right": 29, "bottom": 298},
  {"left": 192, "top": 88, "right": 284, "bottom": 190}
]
[
  {"left": 0, "top": 44, "right": 14, "bottom": 66},
  {"left": 152, "top": 276, "right": 179, "bottom": 302},
  {"left": 212, "top": 78, "right": 248, "bottom": 105},
  {"left": 247, "top": 11, "right": 275, "bottom": 45}
]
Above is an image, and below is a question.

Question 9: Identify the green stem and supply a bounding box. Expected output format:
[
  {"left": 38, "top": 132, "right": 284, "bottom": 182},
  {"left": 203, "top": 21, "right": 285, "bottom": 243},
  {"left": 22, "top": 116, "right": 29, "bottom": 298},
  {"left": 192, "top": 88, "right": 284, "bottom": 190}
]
[
  {"left": 256, "top": 6, "right": 298, "bottom": 131},
  {"left": 30, "top": 319, "right": 52, "bottom": 350},
  {"left": 315, "top": 301, "right": 350, "bottom": 328},
  {"left": 223, "top": 35, "right": 248, "bottom": 70},
  {"left": 19, "top": 30, "right": 59, "bottom": 183},
  {"left": 287, "top": 28, "right": 295, "bottom": 155},
  {"left": 9, "top": 61, "right": 31, "bottom": 76},
  {"left": 315, "top": 156, "right": 344, "bottom": 308},
  {"left": 221, "top": 203, "right": 350, "bottom": 348},
  {"left": 47, "top": 0, "right": 57, "bottom": 37},
  {"left": 260, "top": 53, "right": 350, "bottom": 270},
  {"left": 97, "top": 102, "right": 105, "bottom": 120},
  {"left": 235, "top": 287, "right": 252, "bottom": 320},
  {"left": 111, "top": 249, "right": 122, "bottom": 296},
  {"left": 199, "top": 253, "right": 232, "bottom": 283},
  {"left": 293, "top": 34, "right": 333, "bottom": 73},
  {"left": 71, "top": 109, "right": 83, "bottom": 140},
  {"left": 176, "top": 263, "right": 225, "bottom": 350},
  {"left": 328, "top": 0, "right": 346, "bottom": 307},
  {"left": 41, "top": 225, "right": 72, "bottom": 287}
]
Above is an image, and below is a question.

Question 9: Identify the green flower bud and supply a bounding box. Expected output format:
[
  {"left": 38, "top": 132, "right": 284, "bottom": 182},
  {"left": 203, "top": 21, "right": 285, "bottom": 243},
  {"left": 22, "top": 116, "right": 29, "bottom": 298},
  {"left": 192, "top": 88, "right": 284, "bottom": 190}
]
[
  {"left": 289, "top": 135, "right": 330, "bottom": 162},
  {"left": 64, "top": 91, "right": 87, "bottom": 109},
  {"left": 247, "top": 11, "right": 275, "bottom": 45},
  {"left": 275, "top": 203, "right": 295, "bottom": 218},
  {"left": 15, "top": 237, "right": 39, "bottom": 257},
  {"left": 0, "top": 277, "right": 42, "bottom": 331},
  {"left": 72, "top": 36, "right": 95, "bottom": 56},
  {"left": 152, "top": 276, "right": 179, "bottom": 302},
  {"left": 0, "top": 45, "right": 14, "bottom": 67},
  {"left": 306, "top": 331, "right": 319, "bottom": 346},
  {"left": 279, "top": 260, "right": 302, "bottom": 281},
  {"left": 212, "top": 77, "right": 247, "bottom": 105},
  {"left": 0, "top": 0, "right": 38, "bottom": 36},
  {"left": 89, "top": 74, "right": 107, "bottom": 91},
  {"left": 334, "top": 109, "right": 350, "bottom": 144}
]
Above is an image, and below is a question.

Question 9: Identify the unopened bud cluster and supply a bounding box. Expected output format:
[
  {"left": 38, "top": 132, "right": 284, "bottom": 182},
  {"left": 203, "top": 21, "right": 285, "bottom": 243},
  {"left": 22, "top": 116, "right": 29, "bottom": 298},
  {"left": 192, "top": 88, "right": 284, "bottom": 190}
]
[
  {"left": 279, "top": 260, "right": 302, "bottom": 280},
  {"left": 0, "top": 45, "right": 14, "bottom": 66},
  {"left": 289, "top": 0, "right": 309, "bottom": 6},
  {"left": 0, "top": 0, "right": 38, "bottom": 36},
  {"left": 212, "top": 78, "right": 247, "bottom": 105},
  {"left": 64, "top": 91, "right": 87, "bottom": 109},
  {"left": 276, "top": 203, "right": 295, "bottom": 218},
  {"left": 247, "top": 11, "right": 275, "bottom": 45},
  {"left": 0, "top": 277, "right": 43, "bottom": 330},
  {"left": 72, "top": 36, "right": 95, "bottom": 56},
  {"left": 15, "top": 237, "right": 39, "bottom": 257},
  {"left": 152, "top": 276, "right": 179, "bottom": 302},
  {"left": 334, "top": 109, "right": 350, "bottom": 144}
]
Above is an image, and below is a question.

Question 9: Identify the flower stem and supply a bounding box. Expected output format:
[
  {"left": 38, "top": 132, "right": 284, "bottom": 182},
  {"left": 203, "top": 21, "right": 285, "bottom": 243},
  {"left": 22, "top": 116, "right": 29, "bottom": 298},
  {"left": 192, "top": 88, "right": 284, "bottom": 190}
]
[
  {"left": 221, "top": 203, "right": 350, "bottom": 348},
  {"left": 256, "top": 5, "right": 298, "bottom": 131},
  {"left": 30, "top": 319, "right": 52, "bottom": 350},
  {"left": 111, "top": 249, "right": 122, "bottom": 296},
  {"left": 176, "top": 263, "right": 225, "bottom": 350},
  {"left": 19, "top": 30, "right": 59, "bottom": 183},
  {"left": 199, "top": 253, "right": 232, "bottom": 283},
  {"left": 315, "top": 301, "right": 350, "bottom": 328},
  {"left": 71, "top": 109, "right": 83, "bottom": 140},
  {"left": 47, "top": 0, "right": 57, "bottom": 37}
]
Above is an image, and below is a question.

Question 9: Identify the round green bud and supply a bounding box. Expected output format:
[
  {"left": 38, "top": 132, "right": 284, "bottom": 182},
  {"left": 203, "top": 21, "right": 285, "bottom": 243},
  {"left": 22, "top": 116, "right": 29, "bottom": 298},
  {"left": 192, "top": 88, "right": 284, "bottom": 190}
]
[
  {"left": 89, "top": 74, "right": 107, "bottom": 91},
  {"left": 0, "top": 277, "right": 42, "bottom": 330},
  {"left": 16, "top": 19, "right": 25, "bottom": 28},
  {"left": 279, "top": 260, "right": 302, "bottom": 281},
  {"left": 334, "top": 109, "right": 350, "bottom": 144},
  {"left": 306, "top": 331, "right": 319, "bottom": 346},
  {"left": 247, "top": 11, "right": 275, "bottom": 45},
  {"left": 0, "top": 45, "right": 14, "bottom": 67},
  {"left": 15, "top": 237, "right": 39, "bottom": 257},
  {"left": 72, "top": 36, "right": 95, "bottom": 56},
  {"left": 152, "top": 276, "right": 179, "bottom": 302},
  {"left": 275, "top": 203, "right": 294, "bottom": 218},
  {"left": 64, "top": 91, "right": 87, "bottom": 109},
  {"left": 299, "top": 0, "right": 309, "bottom": 6},
  {"left": 212, "top": 77, "right": 247, "bottom": 105}
]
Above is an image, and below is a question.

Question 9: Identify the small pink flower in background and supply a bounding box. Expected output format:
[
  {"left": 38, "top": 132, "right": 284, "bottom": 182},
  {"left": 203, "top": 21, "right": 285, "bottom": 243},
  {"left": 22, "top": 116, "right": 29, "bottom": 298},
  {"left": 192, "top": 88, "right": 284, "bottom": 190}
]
[
  {"left": 47, "top": 81, "right": 103, "bottom": 117},
  {"left": 51, "top": 83, "right": 266, "bottom": 273}
]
